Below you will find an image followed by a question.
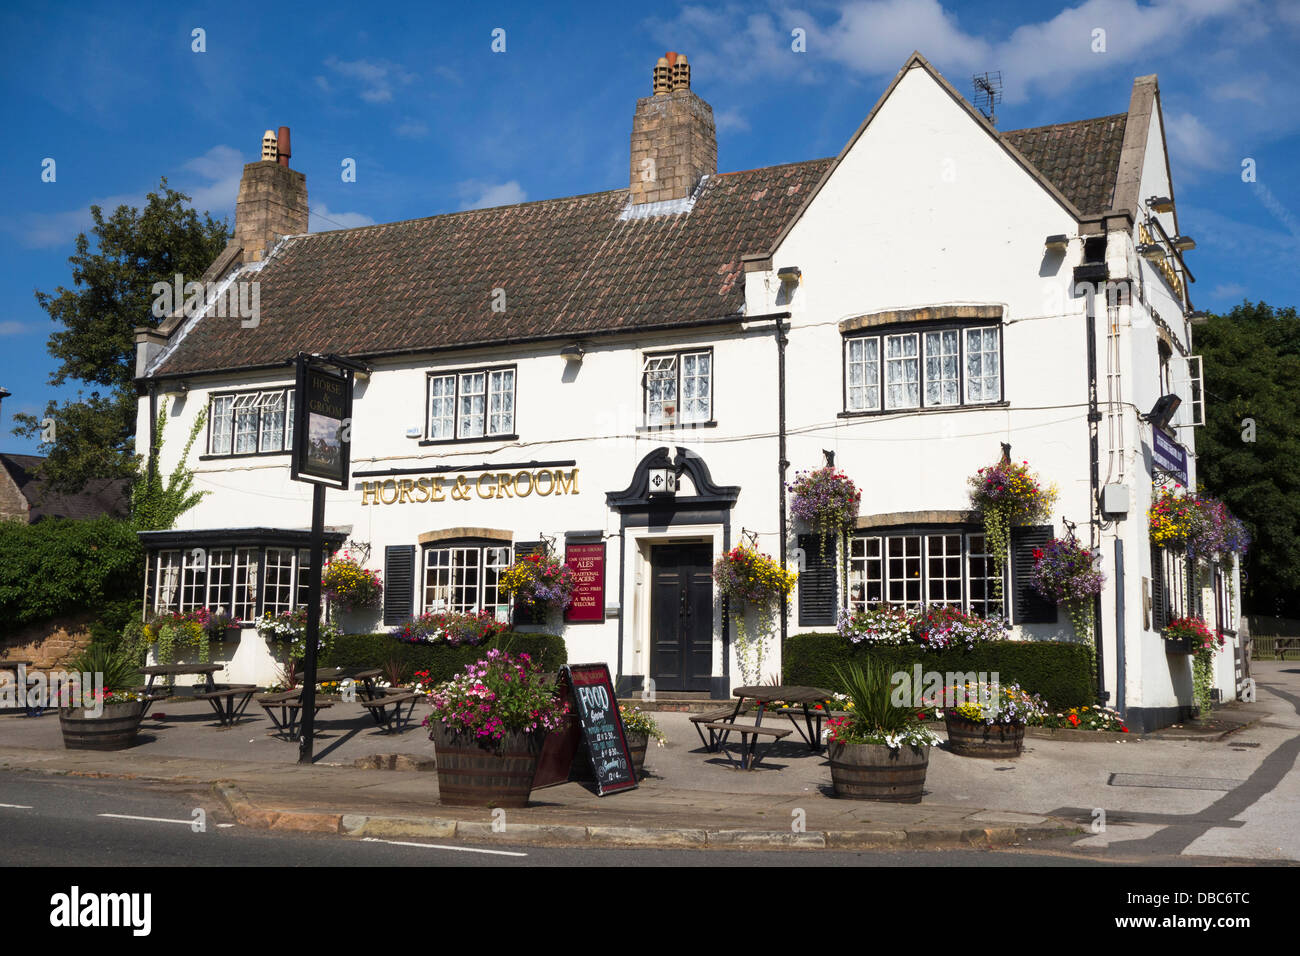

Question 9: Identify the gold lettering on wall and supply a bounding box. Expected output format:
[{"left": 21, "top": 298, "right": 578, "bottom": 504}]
[{"left": 360, "top": 468, "right": 579, "bottom": 506}]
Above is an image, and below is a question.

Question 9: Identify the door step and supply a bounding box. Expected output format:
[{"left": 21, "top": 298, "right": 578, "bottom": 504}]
[{"left": 618, "top": 697, "right": 737, "bottom": 714}]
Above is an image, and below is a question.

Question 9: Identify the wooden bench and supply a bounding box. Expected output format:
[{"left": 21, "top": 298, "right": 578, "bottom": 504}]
[
  {"left": 689, "top": 707, "right": 746, "bottom": 751},
  {"left": 699, "top": 721, "right": 792, "bottom": 770},
  {"left": 358, "top": 690, "right": 419, "bottom": 733},
  {"left": 257, "top": 690, "right": 336, "bottom": 739},
  {"left": 1274, "top": 636, "right": 1300, "bottom": 659},
  {"left": 193, "top": 684, "right": 258, "bottom": 727}
]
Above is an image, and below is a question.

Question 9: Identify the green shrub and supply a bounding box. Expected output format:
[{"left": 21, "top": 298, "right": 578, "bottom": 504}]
[
  {"left": 784, "top": 633, "right": 1096, "bottom": 709},
  {"left": 0, "top": 517, "right": 143, "bottom": 635},
  {"left": 89, "top": 597, "right": 142, "bottom": 649},
  {"left": 320, "top": 632, "right": 567, "bottom": 685}
]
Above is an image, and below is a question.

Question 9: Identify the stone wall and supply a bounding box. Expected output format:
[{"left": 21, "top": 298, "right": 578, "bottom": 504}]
[{"left": 0, "top": 614, "right": 94, "bottom": 670}]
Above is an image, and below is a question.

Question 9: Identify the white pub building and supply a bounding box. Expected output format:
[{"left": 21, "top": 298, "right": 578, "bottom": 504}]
[{"left": 133, "top": 52, "right": 1238, "bottom": 731}]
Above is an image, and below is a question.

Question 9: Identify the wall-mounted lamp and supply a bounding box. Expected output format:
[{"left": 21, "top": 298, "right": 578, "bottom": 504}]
[
  {"left": 1172, "top": 235, "right": 1196, "bottom": 252},
  {"left": 1143, "top": 393, "right": 1182, "bottom": 430},
  {"left": 1187, "top": 310, "right": 1211, "bottom": 326},
  {"left": 405, "top": 426, "right": 422, "bottom": 439},
  {"left": 777, "top": 266, "right": 802, "bottom": 286},
  {"left": 1136, "top": 242, "right": 1165, "bottom": 262},
  {"left": 648, "top": 468, "right": 678, "bottom": 496},
  {"left": 1146, "top": 196, "right": 1174, "bottom": 213},
  {"left": 1044, "top": 234, "right": 1069, "bottom": 252},
  {"left": 560, "top": 342, "right": 585, "bottom": 363}
]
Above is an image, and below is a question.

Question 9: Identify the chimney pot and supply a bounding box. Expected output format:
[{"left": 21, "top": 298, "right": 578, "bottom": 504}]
[
  {"left": 631, "top": 52, "right": 715, "bottom": 204},
  {"left": 277, "top": 126, "right": 291, "bottom": 168},
  {"left": 261, "top": 130, "right": 278, "bottom": 162}
]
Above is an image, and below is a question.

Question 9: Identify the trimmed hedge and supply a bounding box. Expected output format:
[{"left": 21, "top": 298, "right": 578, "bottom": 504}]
[
  {"left": 320, "top": 632, "right": 567, "bottom": 684},
  {"left": 784, "top": 633, "right": 1096, "bottom": 709}
]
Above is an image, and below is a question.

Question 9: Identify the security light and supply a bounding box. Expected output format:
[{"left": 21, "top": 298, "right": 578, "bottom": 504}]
[
  {"left": 1044, "top": 234, "right": 1069, "bottom": 252},
  {"left": 1172, "top": 235, "right": 1196, "bottom": 252},
  {"left": 1187, "top": 310, "right": 1211, "bottom": 325},
  {"left": 1147, "top": 196, "right": 1174, "bottom": 213},
  {"left": 1136, "top": 242, "right": 1165, "bottom": 262},
  {"left": 1144, "top": 394, "right": 1181, "bottom": 430},
  {"left": 777, "top": 266, "right": 802, "bottom": 285},
  {"left": 560, "top": 342, "right": 585, "bottom": 363}
]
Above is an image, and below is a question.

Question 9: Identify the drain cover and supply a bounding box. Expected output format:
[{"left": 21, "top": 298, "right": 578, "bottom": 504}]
[{"left": 1108, "top": 772, "right": 1242, "bottom": 791}]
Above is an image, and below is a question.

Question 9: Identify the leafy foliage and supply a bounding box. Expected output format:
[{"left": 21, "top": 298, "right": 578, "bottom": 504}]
[
  {"left": 12, "top": 178, "right": 230, "bottom": 494},
  {"left": 1194, "top": 300, "right": 1300, "bottom": 615},
  {"left": 320, "top": 632, "right": 567, "bottom": 685},
  {"left": 130, "top": 408, "right": 208, "bottom": 531},
  {"left": 65, "top": 643, "right": 143, "bottom": 694},
  {"left": 0, "top": 517, "right": 143, "bottom": 634}
]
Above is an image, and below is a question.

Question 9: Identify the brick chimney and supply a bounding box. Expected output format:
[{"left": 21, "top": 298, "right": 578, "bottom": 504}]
[
  {"left": 235, "top": 126, "right": 308, "bottom": 263},
  {"left": 629, "top": 52, "right": 716, "bottom": 205}
]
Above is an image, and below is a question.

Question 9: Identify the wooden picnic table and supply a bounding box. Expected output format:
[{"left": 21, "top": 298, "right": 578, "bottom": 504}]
[
  {"left": 305, "top": 666, "right": 383, "bottom": 701},
  {"left": 139, "top": 663, "right": 223, "bottom": 695},
  {"left": 697, "top": 685, "right": 836, "bottom": 770}
]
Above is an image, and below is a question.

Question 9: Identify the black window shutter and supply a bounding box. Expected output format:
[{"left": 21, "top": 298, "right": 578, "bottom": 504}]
[
  {"left": 1151, "top": 544, "right": 1168, "bottom": 631},
  {"left": 511, "top": 541, "right": 542, "bottom": 626},
  {"left": 1011, "top": 525, "right": 1057, "bottom": 624},
  {"left": 383, "top": 545, "right": 416, "bottom": 627},
  {"left": 797, "top": 533, "right": 838, "bottom": 627}
]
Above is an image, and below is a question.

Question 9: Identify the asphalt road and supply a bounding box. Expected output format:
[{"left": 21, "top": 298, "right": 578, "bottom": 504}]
[{"left": 1, "top": 770, "right": 1281, "bottom": 869}]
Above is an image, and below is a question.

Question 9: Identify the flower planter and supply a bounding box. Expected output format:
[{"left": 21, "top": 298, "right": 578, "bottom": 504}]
[
  {"left": 944, "top": 715, "right": 1026, "bottom": 758},
  {"left": 430, "top": 723, "right": 543, "bottom": 808},
  {"left": 1163, "top": 635, "right": 1195, "bottom": 654},
  {"left": 827, "top": 741, "right": 929, "bottom": 803},
  {"left": 625, "top": 731, "right": 649, "bottom": 779},
  {"left": 59, "top": 702, "right": 146, "bottom": 751}
]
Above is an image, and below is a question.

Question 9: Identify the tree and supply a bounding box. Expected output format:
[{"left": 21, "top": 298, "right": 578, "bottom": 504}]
[
  {"left": 13, "top": 178, "right": 230, "bottom": 494},
  {"left": 1194, "top": 300, "right": 1300, "bottom": 617}
]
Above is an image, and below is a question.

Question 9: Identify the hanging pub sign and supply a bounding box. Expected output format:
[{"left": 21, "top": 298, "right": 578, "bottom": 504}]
[
  {"left": 291, "top": 355, "right": 353, "bottom": 489},
  {"left": 564, "top": 541, "right": 605, "bottom": 623},
  {"left": 1151, "top": 428, "right": 1188, "bottom": 486}
]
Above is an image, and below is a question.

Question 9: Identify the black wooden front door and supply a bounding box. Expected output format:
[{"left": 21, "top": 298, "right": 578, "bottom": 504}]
[{"left": 650, "top": 543, "right": 714, "bottom": 692}]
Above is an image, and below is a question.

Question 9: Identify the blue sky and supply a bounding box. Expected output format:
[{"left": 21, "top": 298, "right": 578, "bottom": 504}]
[{"left": 3, "top": 0, "right": 1298, "bottom": 455}]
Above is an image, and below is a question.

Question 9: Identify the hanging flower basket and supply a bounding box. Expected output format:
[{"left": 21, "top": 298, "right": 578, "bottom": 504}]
[
  {"left": 1149, "top": 487, "right": 1250, "bottom": 559},
  {"left": 322, "top": 550, "right": 383, "bottom": 612},
  {"left": 500, "top": 553, "right": 577, "bottom": 617},
  {"left": 967, "top": 458, "right": 1057, "bottom": 611},
  {"left": 713, "top": 545, "right": 797, "bottom": 685},
  {"left": 1027, "top": 534, "right": 1104, "bottom": 641},
  {"left": 789, "top": 467, "right": 861, "bottom": 562}
]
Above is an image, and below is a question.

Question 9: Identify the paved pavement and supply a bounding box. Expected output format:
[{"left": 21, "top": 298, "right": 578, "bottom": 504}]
[{"left": 1, "top": 660, "right": 1295, "bottom": 858}]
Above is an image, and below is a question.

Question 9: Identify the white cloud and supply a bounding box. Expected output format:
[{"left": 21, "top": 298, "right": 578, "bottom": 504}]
[
  {"left": 1165, "top": 112, "right": 1230, "bottom": 172},
  {"left": 395, "top": 119, "right": 430, "bottom": 139},
  {"left": 1209, "top": 282, "right": 1246, "bottom": 301},
  {"left": 181, "top": 145, "right": 246, "bottom": 217},
  {"left": 714, "top": 108, "right": 751, "bottom": 133},
  {"left": 0, "top": 321, "right": 35, "bottom": 336},
  {"left": 457, "top": 180, "right": 527, "bottom": 210},
  {"left": 323, "top": 56, "right": 416, "bottom": 104},
  {"left": 309, "top": 204, "right": 377, "bottom": 232}
]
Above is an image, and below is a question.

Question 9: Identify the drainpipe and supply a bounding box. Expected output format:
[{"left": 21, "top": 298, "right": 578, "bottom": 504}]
[
  {"left": 1114, "top": 538, "right": 1126, "bottom": 714},
  {"left": 777, "top": 318, "right": 789, "bottom": 654},
  {"left": 1086, "top": 288, "right": 1107, "bottom": 704},
  {"left": 146, "top": 382, "right": 158, "bottom": 488}
]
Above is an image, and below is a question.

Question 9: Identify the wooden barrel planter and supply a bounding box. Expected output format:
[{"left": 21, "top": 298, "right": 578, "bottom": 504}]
[
  {"left": 827, "top": 742, "right": 929, "bottom": 803},
  {"left": 59, "top": 702, "right": 146, "bottom": 751},
  {"left": 430, "top": 724, "right": 542, "bottom": 808},
  {"left": 945, "top": 715, "right": 1026, "bottom": 758},
  {"left": 625, "top": 732, "right": 649, "bottom": 779}
]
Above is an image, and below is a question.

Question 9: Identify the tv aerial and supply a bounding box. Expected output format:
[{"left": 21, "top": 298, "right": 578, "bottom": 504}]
[{"left": 973, "top": 71, "right": 1003, "bottom": 126}]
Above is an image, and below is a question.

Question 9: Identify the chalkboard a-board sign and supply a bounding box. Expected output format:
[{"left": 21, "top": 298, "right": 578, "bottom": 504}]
[{"left": 563, "top": 663, "right": 637, "bottom": 796}]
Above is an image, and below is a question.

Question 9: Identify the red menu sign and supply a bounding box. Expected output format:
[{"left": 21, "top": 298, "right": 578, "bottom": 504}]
[{"left": 565, "top": 542, "right": 605, "bottom": 623}]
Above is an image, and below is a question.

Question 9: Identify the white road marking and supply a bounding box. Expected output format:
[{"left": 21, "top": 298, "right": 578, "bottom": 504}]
[
  {"left": 98, "top": 813, "right": 201, "bottom": 826},
  {"left": 0, "top": 804, "right": 33, "bottom": 809},
  {"left": 360, "top": 837, "right": 527, "bottom": 857}
]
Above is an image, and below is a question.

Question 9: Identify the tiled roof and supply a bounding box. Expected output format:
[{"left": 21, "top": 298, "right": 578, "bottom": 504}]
[
  {"left": 1002, "top": 113, "right": 1128, "bottom": 216},
  {"left": 0, "top": 454, "right": 129, "bottom": 522},
  {"left": 150, "top": 110, "right": 1130, "bottom": 378},
  {"left": 151, "top": 160, "right": 834, "bottom": 377}
]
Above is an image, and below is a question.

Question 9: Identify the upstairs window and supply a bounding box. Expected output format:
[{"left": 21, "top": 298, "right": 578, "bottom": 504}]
[
  {"left": 845, "top": 323, "right": 1002, "bottom": 414},
  {"left": 208, "top": 387, "right": 294, "bottom": 456},
  {"left": 427, "top": 367, "right": 516, "bottom": 441},
  {"left": 643, "top": 349, "right": 712, "bottom": 426}
]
